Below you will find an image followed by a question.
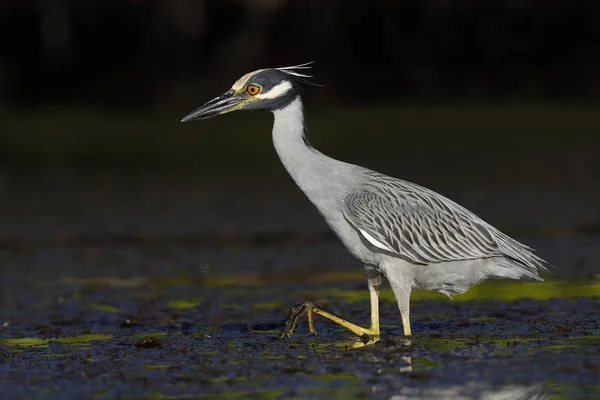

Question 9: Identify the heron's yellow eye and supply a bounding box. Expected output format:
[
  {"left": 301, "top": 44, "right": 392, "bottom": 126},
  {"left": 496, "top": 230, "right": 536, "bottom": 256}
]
[{"left": 246, "top": 85, "right": 261, "bottom": 95}]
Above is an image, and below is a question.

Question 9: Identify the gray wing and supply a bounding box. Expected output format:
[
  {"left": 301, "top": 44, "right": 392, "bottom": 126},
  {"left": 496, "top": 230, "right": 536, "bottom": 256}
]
[{"left": 343, "top": 190, "right": 500, "bottom": 265}]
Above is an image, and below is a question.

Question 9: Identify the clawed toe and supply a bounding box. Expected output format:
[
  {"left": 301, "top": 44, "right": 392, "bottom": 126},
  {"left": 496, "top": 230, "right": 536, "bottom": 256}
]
[{"left": 279, "top": 301, "right": 318, "bottom": 339}]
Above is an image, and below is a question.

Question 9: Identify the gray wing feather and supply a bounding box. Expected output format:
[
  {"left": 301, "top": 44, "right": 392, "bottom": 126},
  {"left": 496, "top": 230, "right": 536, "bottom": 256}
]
[
  {"left": 343, "top": 191, "right": 499, "bottom": 264},
  {"left": 343, "top": 171, "right": 548, "bottom": 273}
]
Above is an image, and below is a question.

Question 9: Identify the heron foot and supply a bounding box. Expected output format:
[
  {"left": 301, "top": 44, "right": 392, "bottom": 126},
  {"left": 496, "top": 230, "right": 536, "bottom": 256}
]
[
  {"left": 279, "top": 300, "right": 379, "bottom": 340},
  {"left": 279, "top": 301, "right": 318, "bottom": 338}
]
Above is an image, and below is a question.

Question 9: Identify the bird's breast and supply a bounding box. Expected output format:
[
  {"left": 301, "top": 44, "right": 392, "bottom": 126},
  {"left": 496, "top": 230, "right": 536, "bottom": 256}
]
[{"left": 312, "top": 202, "right": 380, "bottom": 266}]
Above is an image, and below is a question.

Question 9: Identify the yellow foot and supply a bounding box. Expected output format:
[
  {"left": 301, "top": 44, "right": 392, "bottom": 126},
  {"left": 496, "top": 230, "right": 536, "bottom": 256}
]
[{"left": 279, "top": 300, "right": 379, "bottom": 340}]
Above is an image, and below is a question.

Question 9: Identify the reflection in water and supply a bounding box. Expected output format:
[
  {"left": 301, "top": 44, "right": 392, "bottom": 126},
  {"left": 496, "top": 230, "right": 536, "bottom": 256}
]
[
  {"left": 341, "top": 337, "right": 414, "bottom": 372},
  {"left": 339, "top": 337, "right": 413, "bottom": 374},
  {"left": 342, "top": 336, "right": 381, "bottom": 349},
  {"left": 338, "top": 339, "right": 547, "bottom": 400},
  {"left": 387, "top": 383, "right": 548, "bottom": 400},
  {"left": 339, "top": 336, "right": 413, "bottom": 349}
]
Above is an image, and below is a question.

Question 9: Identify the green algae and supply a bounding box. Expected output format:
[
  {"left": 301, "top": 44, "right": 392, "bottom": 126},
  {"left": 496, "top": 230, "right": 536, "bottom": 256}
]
[
  {"left": 570, "top": 335, "right": 600, "bottom": 342},
  {"left": 0, "top": 334, "right": 113, "bottom": 347},
  {"left": 315, "top": 372, "right": 359, "bottom": 381},
  {"left": 132, "top": 332, "right": 169, "bottom": 339},
  {"left": 293, "top": 386, "right": 371, "bottom": 398},
  {"left": 447, "top": 279, "right": 600, "bottom": 301},
  {"left": 546, "top": 381, "right": 600, "bottom": 398},
  {"left": 289, "top": 277, "right": 600, "bottom": 306},
  {"left": 195, "top": 390, "right": 281, "bottom": 399},
  {"left": 167, "top": 300, "right": 201, "bottom": 309},
  {"left": 480, "top": 337, "right": 539, "bottom": 347},
  {"left": 253, "top": 301, "right": 282, "bottom": 310},
  {"left": 542, "top": 344, "right": 578, "bottom": 351},
  {"left": 390, "top": 279, "right": 600, "bottom": 302},
  {"left": 251, "top": 329, "right": 280, "bottom": 334},
  {"left": 39, "top": 272, "right": 600, "bottom": 305},
  {"left": 208, "top": 376, "right": 249, "bottom": 383},
  {"left": 412, "top": 357, "right": 441, "bottom": 369},
  {"left": 85, "top": 302, "right": 119, "bottom": 312},
  {"left": 48, "top": 277, "right": 149, "bottom": 288},
  {"left": 1, "top": 337, "right": 47, "bottom": 347},
  {"left": 260, "top": 355, "right": 285, "bottom": 360},
  {"left": 417, "top": 337, "right": 468, "bottom": 351}
]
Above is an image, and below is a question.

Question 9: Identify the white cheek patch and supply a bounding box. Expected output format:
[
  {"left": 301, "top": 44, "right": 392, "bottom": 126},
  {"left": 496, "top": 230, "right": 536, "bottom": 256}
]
[{"left": 256, "top": 81, "right": 292, "bottom": 100}]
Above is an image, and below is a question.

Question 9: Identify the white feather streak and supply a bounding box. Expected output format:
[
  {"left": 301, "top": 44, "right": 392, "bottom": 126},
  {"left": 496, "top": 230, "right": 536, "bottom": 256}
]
[
  {"left": 359, "top": 228, "right": 395, "bottom": 252},
  {"left": 256, "top": 81, "right": 292, "bottom": 100},
  {"left": 277, "top": 61, "right": 314, "bottom": 70}
]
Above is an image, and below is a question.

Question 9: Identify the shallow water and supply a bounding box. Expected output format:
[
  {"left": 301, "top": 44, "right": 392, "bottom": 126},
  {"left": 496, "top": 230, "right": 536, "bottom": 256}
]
[
  {"left": 1, "top": 275, "right": 599, "bottom": 399},
  {"left": 1, "top": 174, "right": 599, "bottom": 398}
]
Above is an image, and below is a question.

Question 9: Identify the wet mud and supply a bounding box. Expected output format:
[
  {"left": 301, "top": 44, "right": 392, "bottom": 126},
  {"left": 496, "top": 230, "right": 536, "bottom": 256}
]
[{"left": 1, "top": 275, "right": 599, "bottom": 399}]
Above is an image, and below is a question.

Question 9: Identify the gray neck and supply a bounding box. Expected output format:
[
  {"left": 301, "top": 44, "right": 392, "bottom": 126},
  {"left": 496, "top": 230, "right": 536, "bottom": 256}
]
[{"left": 271, "top": 96, "right": 338, "bottom": 197}]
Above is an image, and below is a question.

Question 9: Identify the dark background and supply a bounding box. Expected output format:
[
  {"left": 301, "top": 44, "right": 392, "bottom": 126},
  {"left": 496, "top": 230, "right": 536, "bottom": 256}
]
[
  {"left": 1, "top": 0, "right": 600, "bottom": 167},
  {"left": 1, "top": 0, "right": 600, "bottom": 172},
  {"left": 1, "top": 0, "right": 599, "bottom": 280},
  {"left": 2, "top": 1, "right": 600, "bottom": 108}
]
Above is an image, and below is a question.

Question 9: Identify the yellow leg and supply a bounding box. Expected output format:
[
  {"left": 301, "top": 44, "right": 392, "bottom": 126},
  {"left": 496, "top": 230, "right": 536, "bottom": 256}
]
[
  {"left": 401, "top": 311, "right": 412, "bottom": 337},
  {"left": 280, "top": 286, "right": 381, "bottom": 339},
  {"left": 387, "top": 275, "right": 413, "bottom": 337},
  {"left": 368, "top": 284, "right": 380, "bottom": 336}
]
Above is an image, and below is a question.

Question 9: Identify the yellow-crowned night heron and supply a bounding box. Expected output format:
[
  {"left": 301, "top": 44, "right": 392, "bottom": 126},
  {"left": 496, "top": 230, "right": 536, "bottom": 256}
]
[{"left": 181, "top": 63, "right": 548, "bottom": 339}]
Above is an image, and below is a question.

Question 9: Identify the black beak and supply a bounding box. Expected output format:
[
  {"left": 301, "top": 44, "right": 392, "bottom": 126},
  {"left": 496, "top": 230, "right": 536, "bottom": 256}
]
[{"left": 180, "top": 90, "right": 243, "bottom": 122}]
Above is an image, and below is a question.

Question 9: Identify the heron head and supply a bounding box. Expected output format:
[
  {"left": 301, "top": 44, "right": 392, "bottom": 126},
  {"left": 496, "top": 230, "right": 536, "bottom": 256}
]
[{"left": 181, "top": 62, "right": 320, "bottom": 122}]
